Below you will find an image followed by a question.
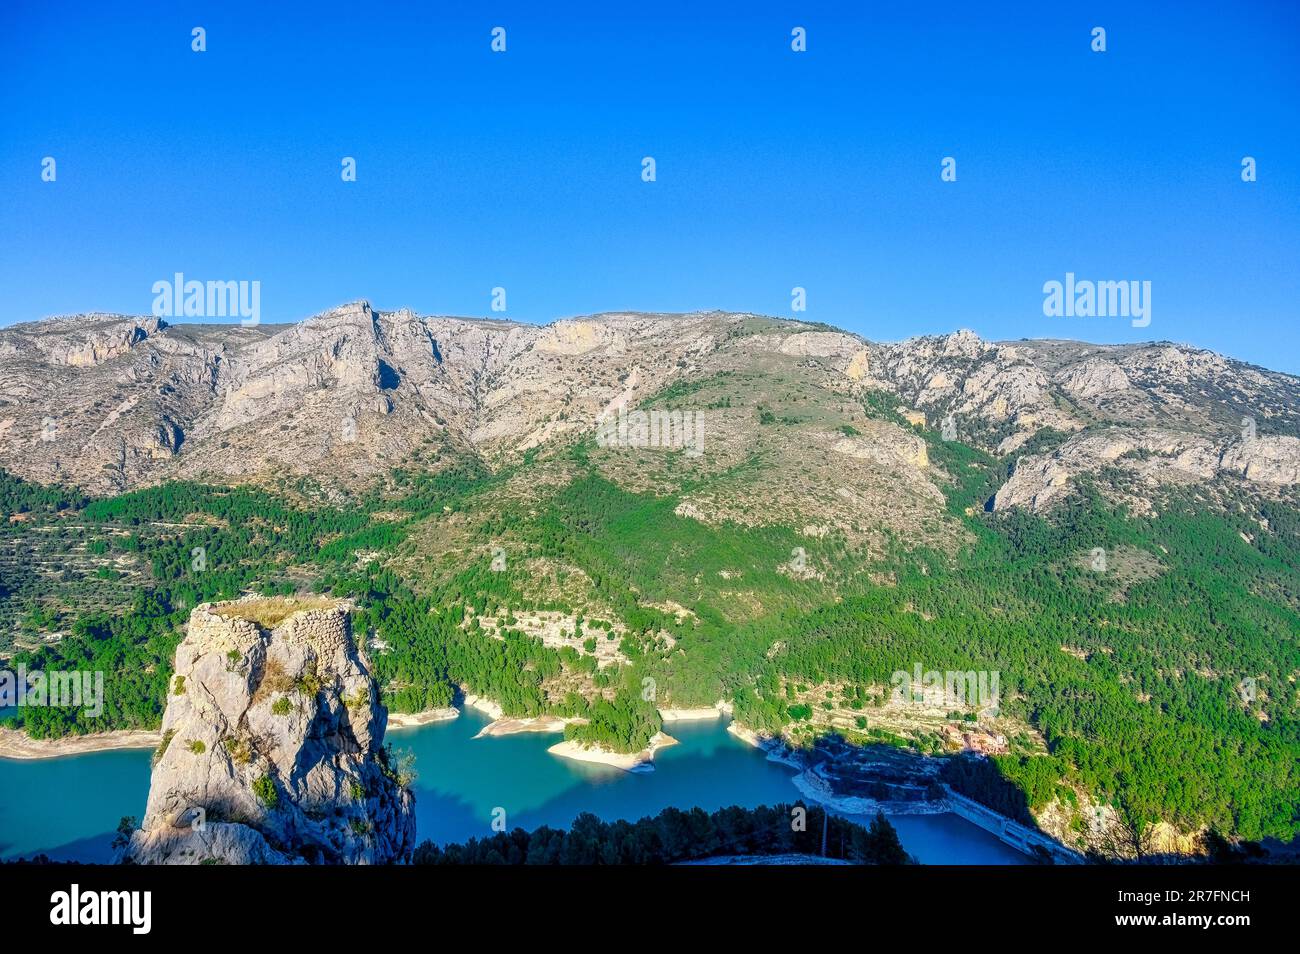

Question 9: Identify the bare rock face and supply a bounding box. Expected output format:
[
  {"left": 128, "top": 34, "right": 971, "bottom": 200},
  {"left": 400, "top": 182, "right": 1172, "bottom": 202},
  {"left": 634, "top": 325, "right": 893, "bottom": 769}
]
[
  {"left": 122, "top": 597, "right": 416, "bottom": 865},
  {"left": 991, "top": 428, "right": 1300, "bottom": 514},
  {"left": 832, "top": 425, "right": 930, "bottom": 472},
  {"left": 1220, "top": 435, "right": 1300, "bottom": 485},
  {"left": 535, "top": 318, "right": 627, "bottom": 355},
  {"left": 1055, "top": 356, "right": 1132, "bottom": 402},
  {"left": 0, "top": 317, "right": 271, "bottom": 493},
  {"left": 0, "top": 313, "right": 161, "bottom": 367},
  {"left": 774, "top": 330, "right": 863, "bottom": 359}
]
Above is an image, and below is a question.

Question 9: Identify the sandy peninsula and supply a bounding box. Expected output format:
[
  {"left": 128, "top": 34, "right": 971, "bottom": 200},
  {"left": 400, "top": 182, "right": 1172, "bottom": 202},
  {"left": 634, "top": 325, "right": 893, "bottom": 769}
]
[
  {"left": 386, "top": 707, "right": 460, "bottom": 730},
  {"left": 658, "top": 706, "right": 723, "bottom": 722},
  {"left": 474, "top": 714, "right": 573, "bottom": 738},
  {"left": 548, "top": 730, "right": 678, "bottom": 772},
  {"left": 0, "top": 726, "right": 160, "bottom": 760}
]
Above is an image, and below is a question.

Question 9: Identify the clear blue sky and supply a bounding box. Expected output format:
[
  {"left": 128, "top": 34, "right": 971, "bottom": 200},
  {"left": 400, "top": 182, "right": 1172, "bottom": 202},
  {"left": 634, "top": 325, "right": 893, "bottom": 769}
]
[{"left": 2, "top": 1, "right": 1298, "bottom": 371}]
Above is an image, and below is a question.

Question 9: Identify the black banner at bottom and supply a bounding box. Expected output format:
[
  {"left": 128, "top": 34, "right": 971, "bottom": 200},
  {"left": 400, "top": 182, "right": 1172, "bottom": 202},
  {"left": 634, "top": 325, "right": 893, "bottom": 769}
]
[{"left": 1, "top": 862, "right": 1291, "bottom": 942}]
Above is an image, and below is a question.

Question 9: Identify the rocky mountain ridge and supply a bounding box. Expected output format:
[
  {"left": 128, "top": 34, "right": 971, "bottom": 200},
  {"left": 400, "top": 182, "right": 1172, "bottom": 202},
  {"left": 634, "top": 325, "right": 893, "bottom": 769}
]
[{"left": 0, "top": 303, "right": 1296, "bottom": 518}]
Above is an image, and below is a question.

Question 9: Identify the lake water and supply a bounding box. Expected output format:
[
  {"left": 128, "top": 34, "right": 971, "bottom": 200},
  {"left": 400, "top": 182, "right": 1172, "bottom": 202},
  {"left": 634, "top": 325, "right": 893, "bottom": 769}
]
[{"left": 0, "top": 710, "right": 1026, "bottom": 864}]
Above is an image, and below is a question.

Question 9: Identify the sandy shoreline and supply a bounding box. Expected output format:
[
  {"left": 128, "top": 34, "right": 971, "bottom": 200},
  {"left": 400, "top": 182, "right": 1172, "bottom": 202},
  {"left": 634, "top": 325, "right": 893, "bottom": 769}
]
[
  {"left": 658, "top": 706, "right": 723, "bottom": 722},
  {"left": 548, "top": 731, "right": 678, "bottom": 772},
  {"left": 726, "top": 722, "right": 771, "bottom": 748},
  {"left": 726, "top": 721, "right": 803, "bottom": 769},
  {"left": 791, "top": 771, "right": 949, "bottom": 817},
  {"left": 0, "top": 726, "right": 160, "bottom": 760},
  {"left": 388, "top": 693, "right": 542, "bottom": 737},
  {"left": 386, "top": 707, "right": 460, "bottom": 730},
  {"left": 462, "top": 694, "right": 504, "bottom": 720}
]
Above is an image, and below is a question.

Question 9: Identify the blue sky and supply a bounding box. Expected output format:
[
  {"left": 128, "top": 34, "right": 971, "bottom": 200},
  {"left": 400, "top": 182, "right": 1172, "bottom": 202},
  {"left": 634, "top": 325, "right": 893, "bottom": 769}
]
[{"left": 2, "top": 1, "right": 1298, "bottom": 371}]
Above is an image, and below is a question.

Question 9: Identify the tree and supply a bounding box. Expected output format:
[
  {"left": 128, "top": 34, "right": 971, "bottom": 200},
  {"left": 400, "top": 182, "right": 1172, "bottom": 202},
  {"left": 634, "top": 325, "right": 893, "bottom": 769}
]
[{"left": 111, "top": 816, "right": 138, "bottom": 854}]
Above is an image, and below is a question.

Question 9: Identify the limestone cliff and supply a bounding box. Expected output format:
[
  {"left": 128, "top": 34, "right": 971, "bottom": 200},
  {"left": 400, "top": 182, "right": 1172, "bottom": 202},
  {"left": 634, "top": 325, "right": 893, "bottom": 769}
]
[
  {"left": 992, "top": 428, "right": 1300, "bottom": 514},
  {"left": 121, "top": 596, "right": 416, "bottom": 865}
]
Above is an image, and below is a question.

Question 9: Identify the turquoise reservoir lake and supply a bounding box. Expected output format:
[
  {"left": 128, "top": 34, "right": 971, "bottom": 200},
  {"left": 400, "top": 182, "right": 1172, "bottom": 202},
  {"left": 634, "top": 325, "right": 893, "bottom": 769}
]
[{"left": 0, "top": 710, "right": 1025, "bottom": 864}]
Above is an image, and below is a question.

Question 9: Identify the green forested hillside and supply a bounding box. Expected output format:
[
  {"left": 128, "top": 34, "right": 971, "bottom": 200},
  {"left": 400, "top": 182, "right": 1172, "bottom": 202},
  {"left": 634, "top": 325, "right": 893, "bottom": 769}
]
[{"left": 1, "top": 400, "right": 1297, "bottom": 843}]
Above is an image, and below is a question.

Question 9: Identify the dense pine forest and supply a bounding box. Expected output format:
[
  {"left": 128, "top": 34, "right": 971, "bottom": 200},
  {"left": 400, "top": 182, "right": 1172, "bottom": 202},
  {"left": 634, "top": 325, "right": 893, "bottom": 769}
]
[
  {"left": 411, "top": 802, "right": 912, "bottom": 865},
  {"left": 1, "top": 387, "right": 1298, "bottom": 844}
]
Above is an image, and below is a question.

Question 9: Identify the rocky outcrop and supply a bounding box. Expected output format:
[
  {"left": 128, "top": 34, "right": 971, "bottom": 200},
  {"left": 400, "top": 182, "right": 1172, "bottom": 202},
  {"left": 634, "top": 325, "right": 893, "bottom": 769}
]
[
  {"left": 1055, "top": 356, "right": 1132, "bottom": 402},
  {"left": 121, "top": 596, "right": 416, "bottom": 865},
  {"left": 992, "top": 428, "right": 1300, "bottom": 513},
  {"left": 832, "top": 426, "right": 929, "bottom": 471},
  {"left": 535, "top": 318, "right": 626, "bottom": 355},
  {"left": 0, "top": 313, "right": 162, "bottom": 367},
  {"left": 1219, "top": 435, "right": 1300, "bottom": 485},
  {"left": 870, "top": 331, "right": 1081, "bottom": 451},
  {"left": 775, "top": 330, "right": 863, "bottom": 359}
]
